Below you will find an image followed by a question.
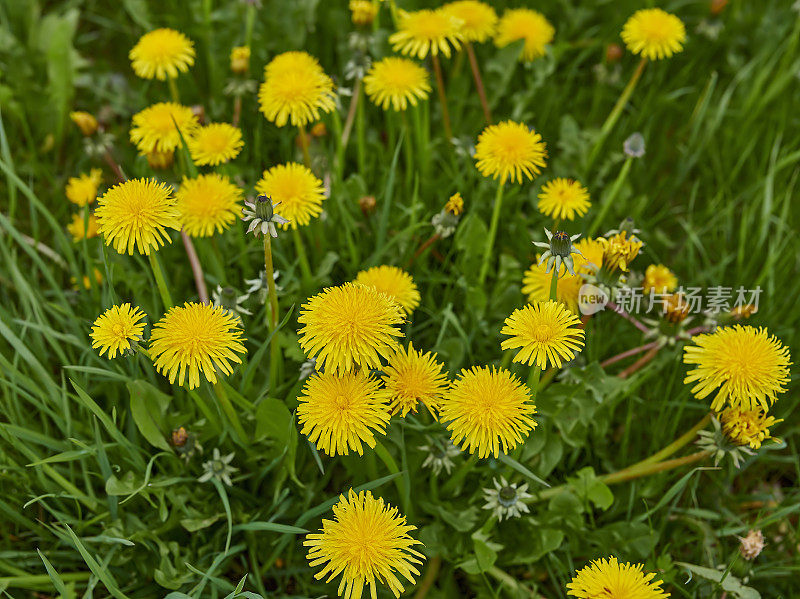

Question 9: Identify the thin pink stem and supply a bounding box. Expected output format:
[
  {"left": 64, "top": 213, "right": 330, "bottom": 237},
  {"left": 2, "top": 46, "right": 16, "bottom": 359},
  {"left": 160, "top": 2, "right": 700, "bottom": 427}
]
[
  {"left": 606, "top": 301, "right": 650, "bottom": 334},
  {"left": 600, "top": 341, "right": 660, "bottom": 368},
  {"left": 181, "top": 230, "right": 209, "bottom": 304}
]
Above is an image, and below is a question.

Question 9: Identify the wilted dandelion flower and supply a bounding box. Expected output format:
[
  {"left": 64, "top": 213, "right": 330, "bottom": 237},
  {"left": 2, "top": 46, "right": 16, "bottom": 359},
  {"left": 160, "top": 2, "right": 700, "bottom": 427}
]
[
  {"left": 720, "top": 407, "right": 781, "bottom": 450},
  {"left": 91, "top": 304, "right": 147, "bottom": 359},
  {"left": 566, "top": 556, "right": 669, "bottom": 599},
  {"left": 390, "top": 9, "right": 464, "bottom": 59},
  {"left": 482, "top": 476, "right": 532, "bottom": 521},
  {"left": 474, "top": 121, "right": 547, "bottom": 184},
  {"left": 495, "top": 8, "right": 554, "bottom": 61},
  {"left": 349, "top": 0, "right": 378, "bottom": 26},
  {"left": 175, "top": 174, "right": 243, "bottom": 237},
  {"left": 305, "top": 489, "right": 424, "bottom": 599},
  {"left": 255, "top": 162, "right": 326, "bottom": 229},
  {"left": 622, "top": 8, "right": 686, "bottom": 61},
  {"left": 70, "top": 111, "right": 98, "bottom": 136},
  {"left": 199, "top": 448, "right": 237, "bottom": 486},
  {"left": 419, "top": 436, "right": 460, "bottom": 475},
  {"left": 187, "top": 123, "right": 244, "bottom": 166},
  {"left": 444, "top": 1, "right": 498, "bottom": 43},
  {"left": 537, "top": 178, "right": 591, "bottom": 221},
  {"left": 643, "top": 264, "right": 677, "bottom": 294},
  {"left": 66, "top": 169, "right": 102, "bottom": 206},
  {"left": 212, "top": 285, "right": 252, "bottom": 320},
  {"left": 298, "top": 283, "right": 404, "bottom": 374},
  {"left": 382, "top": 342, "right": 448, "bottom": 417},
  {"left": 129, "top": 28, "right": 195, "bottom": 80},
  {"left": 258, "top": 51, "right": 336, "bottom": 127},
  {"left": 440, "top": 366, "right": 536, "bottom": 459},
  {"left": 601, "top": 231, "right": 642, "bottom": 272},
  {"left": 522, "top": 261, "right": 583, "bottom": 313},
  {"left": 739, "top": 530, "right": 766, "bottom": 561},
  {"left": 229, "top": 45, "right": 250, "bottom": 74},
  {"left": 445, "top": 192, "right": 464, "bottom": 215},
  {"left": 298, "top": 370, "right": 391, "bottom": 456},
  {"left": 130, "top": 102, "right": 199, "bottom": 154},
  {"left": 149, "top": 302, "right": 246, "bottom": 389},
  {"left": 661, "top": 293, "right": 691, "bottom": 324},
  {"left": 683, "top": 325, "right": 791, "bottom": 412},
  {"left": 363, "top": 57, "right": 431, "bottom": 112},
  {"left": 354, "top": 265, "right": 420, "bottom": 316},
  {"left": 95, "top": 178, "right": 180, "bottom": 255},
  {"left": 67, "top": 213, "right": 99, "bottom": 242},
  {"left": 501, "top": 301, "right": 585, "bottom": 369}
]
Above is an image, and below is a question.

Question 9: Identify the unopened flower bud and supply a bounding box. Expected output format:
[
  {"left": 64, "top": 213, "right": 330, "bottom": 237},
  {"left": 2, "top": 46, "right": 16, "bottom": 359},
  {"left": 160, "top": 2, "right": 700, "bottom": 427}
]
[{"left": 255, "top": 194, "right": 275, "bottom": 221}]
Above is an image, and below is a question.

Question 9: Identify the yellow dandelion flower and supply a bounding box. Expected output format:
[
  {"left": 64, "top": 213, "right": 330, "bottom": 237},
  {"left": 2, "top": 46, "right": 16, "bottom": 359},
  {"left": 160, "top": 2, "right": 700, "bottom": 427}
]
[
  {"left": 65, "top": 169, "right": 102, "bottom": 207},
  {"left": 258, "top": 51, "right": 336, "bottom": 128},
  {"left": 382, "top": 342, "right": 448, "bottom": 417},
  {"left": 90, "top": 304, "right": 147, "bottom": 359},
  {"left": 390, "top": 9, "right": 464, "bottom": 59},
  {"left": 500, "top": 300, "right": 585, "bottom": 369},
  {"left": 95, "top": 178, "right": 181, "bottom": 255},
  {"left": 622, "top": 9, "right": 686, "bottom": 61},
  {"left": 445, "top": 192, "right": 464, "bottom": 215},
  {"left": 643, "top": 264, "right": 678, "bottom": 294},
  {"left": 720, "top": 407, "right": 781, "bottom": 450},
  {"left": 444, "top": 1, "right": 498, "bottom": 43},
  {"left": 129, "top": 28, "right": 195, "bottom": 80},
  {"left": 230, "top": 45, "right": 250, "bottom": 74},
  {"left": 350, "top": 0, "right": 378, "bottom": 26},
  {"left": 683, "top": 325, "right": 791, "bottom": 412},
  {"left": 298, "top": 282, "right": 404, "bottom": 374},
  {"left": 149, "top": 302, "right": 247, "bottom": 390},
  {"left": 130, "top": 102, "right": 199, "bottom": 154},
  {"left": 70, "top": 111, "right": 98, "bottom": 136},
  {"left": 572, "top": 237, "right": 605, "bottom": 274},
  {"left": 298, "top": 370, "right": 391, "bottom": 456},
  {"left": 440, "top": 366, "right": 536, "bottom": 458},
  {"left": 363, "top": 57, "right": 431, "bottom": 112},
  {"left": 73, "top": 268, "right": 103, "bottom": 291},
  {"left": 601, "top": 231, "right": 642, "bottom": 272},
  {"left": 305, "top": 489, "right": 424, "bottom": 599},
  {"left": 175, "top": 174, "right": 243, "bottom": 238},
  {"left": 537, "top": 178, "right": 591, "bottom": 221},
  {"left": 255, "top": 162, "right": 326, "bottom": 229},
  {"left": 495, "top": 9, "right": 554, "bottom": 62},
  {"left": 67, "top": 212, "right": 99, "bottom": 242},
  {"left": 521, "top": 261, "right": 583, "bottom": 313},
  {"left": 354, "top": 265, "right": 420, "bottom": 316},
  {"left": 187, "top": 123, "right": 244, "bottom": 166},
  {"left": 567, "top": 556, "right": 669, "bottom": 599},
  {"left": 474, "top": 120, "right": 547, "bottom": 184}
]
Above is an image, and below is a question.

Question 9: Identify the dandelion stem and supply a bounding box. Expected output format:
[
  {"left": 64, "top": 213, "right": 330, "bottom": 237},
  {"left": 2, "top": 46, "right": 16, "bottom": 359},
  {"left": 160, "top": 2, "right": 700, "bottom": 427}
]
[
  {"left": 213, "top": 381, "right": 249, "bottom": 443},
  {"left": 373, "top": 440, "right": 409, "bottom": 514},
  {"left": 406, "top": 233, "right": 440, "bottom": 269},
  {"left": 356, "top": 82, "right": 367, "bottom": 175},
  {"left": 297, "top": 124, "right": 312, "bottom": 169},
  {"left": 180, "top": 230, "right": 209, "bottom": 303},
  {"left": 588, "top": 156, "right": 632, "bottom": 236},
  {"left": 232, "top": 95, "right": 242, "bottom": 128},
  {"left": 291, "top": 226, "right": 313, "bottom": 288},
  {"left": 478, "top": 182, "right": 504, "bottom": 284},
  {"left": 167, "top": 77, "right": 180, "bottom": 103},
  {"left": 441, "top": 454, "right": 478, "bottom": 495},
  {"left": 263, "top": 234, "right": 281, "bottom": 393},
  {"left": 587, "top": 56, "right": 647, "bottom": 170},
  {"left": 147, "top": 252, "right": 173, "bottom": 310},
  {"left": 341, "top": 77, "right": 362, "bottom": 151},
  {"left": 431, "top": 54, "right": 453, "bottom": 141},
  {"left": 618, "top": 345, "right": 660, "bottom": 379},
  {"left": 600, "top": 341, "right": 660, "bottom": 368},
  {"left": 413, "top": 555, "right": 442, "bottom": 599},
  {"left": 465, "top": 42, "right": 491, "bottom": 124},
  {"left": 549, "top": 265, "right": 558, "bottom": 302},
  {"left": 606, "top": 299, "right": 649, "bottom": 333},
  {"left": 526, "top": 364, "right": 542, "bottom": 394},
  {"left": 622, "top": 413, "right": 713, "bottom": 471}
]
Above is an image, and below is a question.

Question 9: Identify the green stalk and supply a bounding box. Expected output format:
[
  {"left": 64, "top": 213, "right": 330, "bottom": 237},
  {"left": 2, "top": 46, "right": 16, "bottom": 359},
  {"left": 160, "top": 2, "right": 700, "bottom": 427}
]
[
  {"left": 291, "top": 227, "right": 313, "bottom": 288},
  {"left": 373, "top": 440, "right": 409, "bottom": 515},
  {"left": 213, "top": 381, "right": 248, "bottom": 443},
  {"left": 298, "top": 124, "right": 312, "bottom": 169},
  {"left": 167, "top": 77, "right": 180, "bottom": 103},
  {"left": 147, "top": 252, "right": 173, "bottom": 310},
  {"left": 400, "top": 110, "right": 414, "bottom": 191},
  {"left": 431, "top": 54, "right": 453, "bottom": 141},
  {"left": 478, "top": 183, "right": 505, "bottom": 284},
  {"left": 587, "top": 156, "right": 632, "bottom": 237},
  {"left": 549, "top": 264, "right": 558, "bottom": 302},
  {"left": 263, "top": 235, "right": 281, "bottom": 393},
  {"left": 356, "top": 84, "right": 367, "bottom": 175},
  {"left": 441, "top": 454, "right": 478, "bottom": 495},
  {"left": 621, "top": 413, "right": 713, "bottom": 471}
]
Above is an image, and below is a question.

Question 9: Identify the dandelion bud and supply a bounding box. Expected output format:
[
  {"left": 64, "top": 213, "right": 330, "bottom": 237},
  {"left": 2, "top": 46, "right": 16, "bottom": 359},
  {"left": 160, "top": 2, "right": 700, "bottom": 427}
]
[
  {"left": 255, "top": 195, "right": 274, "bottom": 221},
  {"left": 623, "top": 132, "right": 646, "bottom": 158},
  {"left": 70, "top": 111, "right": 99, "bottom": 136},
  {"left": 349, "top": 0, "right": 377, "bottom": 26},
  {"left": 359, "top": 195, "right": 377, "bottom": 215},
  {"left": 739, "top": 530, "right": 765, "bottom": 560},
  {"left": 445, "top": 192, "right": 464, "bottom": 216},
  {"left": 311, "top": 122, "right": 327, "bottom": 137},
  {"left": 230, "top": 46, "right": 250, "bottom": 74},
  {"left": 171, "top": 427, "right": 189, "bottom": 447},
  {"left": 710, "top": 0, "right": 728, "bottom": 16},
  {"left": 550, "top": 231, "right": 573, "bottom": 258},
  {"left": 605, "top": 43, "right": 623, "bottom": 63}
]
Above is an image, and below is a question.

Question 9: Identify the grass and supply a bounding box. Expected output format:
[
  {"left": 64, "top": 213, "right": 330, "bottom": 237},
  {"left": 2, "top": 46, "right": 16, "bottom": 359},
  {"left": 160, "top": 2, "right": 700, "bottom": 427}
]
[{"left": 0, "top": 0, "right": 799, "bottom": 597}]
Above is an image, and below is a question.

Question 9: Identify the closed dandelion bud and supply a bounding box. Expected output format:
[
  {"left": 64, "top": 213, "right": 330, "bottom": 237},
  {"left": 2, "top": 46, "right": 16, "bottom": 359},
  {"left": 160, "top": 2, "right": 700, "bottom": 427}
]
[
  {"left": 533, "top": 229, "right": 583, "bottom": 276},
  {"left": 310, "top": 122, "right": 327, "bottom": 137},
  {"left": 230, "top": 46, "right": 250, "bottom": 74},
  {"left": 663, "top": 293, "right": 691, "bottom": 323},
  {"left": 255, "top": 194, "right": 275, "bottom": 221},
  {"left": 171, "top": 427, "right": 189, "bottom": 447},
  {"left": 710, "top": 0, "right": 728, "bottom": 16},
  {"left": 146, "top": 150, "right": 174, "bottom": 170},
  {"left": 551, "top": 231, "right": 573, "bottom": 258},
  {"left": 350, "top": 0, "right": 377, "bottom": 26},
  {"left": 359, "top": 195, "right": 377, "bottom": 215},
  {"left": 605, "top": 43, "right": 623, "bottom": 63},
  {"left": 70, "top": 111, "right": 99, "bottom": 136},
  {"left": 739, "top": 530, "right": 765, "bottom": 560}
]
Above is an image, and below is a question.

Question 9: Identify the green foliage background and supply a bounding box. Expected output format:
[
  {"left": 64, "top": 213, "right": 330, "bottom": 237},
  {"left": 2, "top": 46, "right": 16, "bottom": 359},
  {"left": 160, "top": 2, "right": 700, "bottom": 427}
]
[{"left": 0, "top": 0, "right": 798, "bottom": 597}]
